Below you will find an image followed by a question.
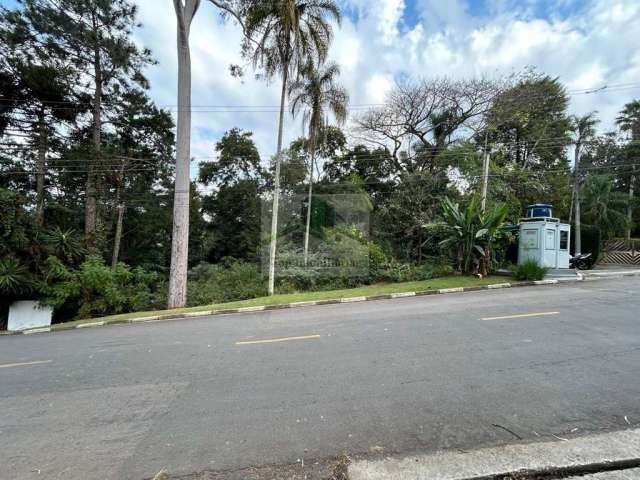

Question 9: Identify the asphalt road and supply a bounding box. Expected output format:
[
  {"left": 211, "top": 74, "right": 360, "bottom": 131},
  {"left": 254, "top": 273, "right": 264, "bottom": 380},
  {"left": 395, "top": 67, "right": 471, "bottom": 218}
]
[{"left": 1, "top": 278, "right": 640, "bottom": 480}]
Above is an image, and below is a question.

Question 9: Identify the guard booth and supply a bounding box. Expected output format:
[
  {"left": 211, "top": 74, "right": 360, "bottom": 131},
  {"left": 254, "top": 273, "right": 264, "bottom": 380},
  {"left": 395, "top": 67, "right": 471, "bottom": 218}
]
[{"left": 518, "top": 204, "right": 571, "bottom": 269}]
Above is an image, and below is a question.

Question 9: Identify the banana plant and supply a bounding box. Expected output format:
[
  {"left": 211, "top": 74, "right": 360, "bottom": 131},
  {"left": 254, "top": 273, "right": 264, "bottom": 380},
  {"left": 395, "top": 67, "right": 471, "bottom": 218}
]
[{"left": 430, "top": 197, "right": 509, "bottom": 275}]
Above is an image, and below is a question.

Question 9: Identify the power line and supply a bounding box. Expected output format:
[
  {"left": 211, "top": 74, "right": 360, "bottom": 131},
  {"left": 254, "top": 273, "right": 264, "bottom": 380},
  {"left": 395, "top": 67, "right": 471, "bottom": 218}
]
[{"left": 1, "top": 81, "right": 639, "bottom": 112}]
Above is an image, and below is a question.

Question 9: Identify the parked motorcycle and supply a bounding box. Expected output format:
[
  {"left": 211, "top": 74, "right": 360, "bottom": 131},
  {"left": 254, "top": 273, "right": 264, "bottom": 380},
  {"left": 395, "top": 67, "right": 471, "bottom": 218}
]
[{"left": 570, "top": 253, "right": 593, "bottom": 270}]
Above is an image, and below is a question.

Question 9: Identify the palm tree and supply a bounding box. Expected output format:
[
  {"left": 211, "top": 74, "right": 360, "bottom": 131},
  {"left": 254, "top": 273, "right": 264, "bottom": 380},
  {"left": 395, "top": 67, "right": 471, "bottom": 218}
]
[
  {"left": 435, "top": 197, "right": 509, "bottom": 276},
  {"left": 569, "top": 113, "right": 599, "bottom": 254},
  {"left": 616, "top": 100, "right": 640, "bottom": 242},
  {"left": 581, "top": 175, "right": 628, "bottom": 239},
  {"left": 289, "top": 61, "right": 348, "bottom": 265},
  {"left": 244, "top": 0, "right": 341, "bottom": 294}
]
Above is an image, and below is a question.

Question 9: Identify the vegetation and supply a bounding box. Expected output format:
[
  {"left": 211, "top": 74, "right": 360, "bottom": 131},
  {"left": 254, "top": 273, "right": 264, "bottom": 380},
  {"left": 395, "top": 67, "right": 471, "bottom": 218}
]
[
  {"left": 57, "top": 275, "right": 505, "bottom": 329},
  {"left": 435, "top": 197, "right": 509, "bottom": 276},
  {"left": 513, "top": 260, "right": 549, "bottom": 281},
  {"left": 1, "top": 0, "right": 639, "bottom": 326}
]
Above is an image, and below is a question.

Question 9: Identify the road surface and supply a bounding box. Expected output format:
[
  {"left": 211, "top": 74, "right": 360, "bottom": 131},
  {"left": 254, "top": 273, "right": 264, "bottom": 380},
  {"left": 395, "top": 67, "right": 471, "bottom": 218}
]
[{"left": 1, "top": 278, "right": 639, "bottom": 479}]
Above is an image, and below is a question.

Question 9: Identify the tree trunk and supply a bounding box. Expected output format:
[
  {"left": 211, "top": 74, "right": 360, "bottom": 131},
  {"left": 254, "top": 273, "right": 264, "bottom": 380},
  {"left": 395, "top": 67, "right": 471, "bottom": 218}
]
[
  {"left": 112, "top": 203, "right": 125, "bottom": 269},
  {"left": 568, "top": 181, "right": 575, "bottom": 225},
  {"left": 168, "top": 0, "right": 198, "bottom": 309},
  {"left": 480, "top": 133, "right": 490, "bottom": 211},
  {"left": 86, "top": 40, "right": 102, "bottom": 250},
  {"left": 303, "top": 127, "right": 317, "bottom": 266},
  {"left": 573, "top": 142, "right": 582, "bottom": 255},
  {"left": 35, "top": 107, "right": 47, "bottom": 226},
  {"left": 267, "top": 55, "right": 290, "bottom": 296}
]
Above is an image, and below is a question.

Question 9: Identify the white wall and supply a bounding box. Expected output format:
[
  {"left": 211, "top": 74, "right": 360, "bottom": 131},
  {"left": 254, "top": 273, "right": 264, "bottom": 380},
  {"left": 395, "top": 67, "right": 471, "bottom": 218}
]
[{"left": 8, "top": 301, "right": 53, "bottom": 331}]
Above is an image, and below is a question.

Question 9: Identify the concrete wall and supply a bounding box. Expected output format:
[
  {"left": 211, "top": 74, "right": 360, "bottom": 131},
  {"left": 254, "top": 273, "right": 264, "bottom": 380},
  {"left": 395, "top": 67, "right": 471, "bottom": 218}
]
[{"left": 8, "top": 301, "right": 53, "bottom": 331}]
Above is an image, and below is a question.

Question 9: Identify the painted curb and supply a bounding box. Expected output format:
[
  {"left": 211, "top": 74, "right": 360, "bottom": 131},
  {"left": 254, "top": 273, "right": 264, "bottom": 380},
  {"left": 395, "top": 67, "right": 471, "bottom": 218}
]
[{"left": 7, "top": 271, "right": 639, "bottom": 336}]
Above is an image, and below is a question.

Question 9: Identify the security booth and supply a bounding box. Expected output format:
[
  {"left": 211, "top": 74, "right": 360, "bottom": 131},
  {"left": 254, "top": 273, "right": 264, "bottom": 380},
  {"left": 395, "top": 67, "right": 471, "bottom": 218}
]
[{"left": 518, "top": 204, "right": 571, "bottom": 269}]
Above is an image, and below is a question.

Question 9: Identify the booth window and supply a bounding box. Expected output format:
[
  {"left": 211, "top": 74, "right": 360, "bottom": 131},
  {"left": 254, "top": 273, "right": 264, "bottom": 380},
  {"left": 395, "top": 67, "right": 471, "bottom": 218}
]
[{"left": 560, "top": 231, "right": 568, "bottom": 250}]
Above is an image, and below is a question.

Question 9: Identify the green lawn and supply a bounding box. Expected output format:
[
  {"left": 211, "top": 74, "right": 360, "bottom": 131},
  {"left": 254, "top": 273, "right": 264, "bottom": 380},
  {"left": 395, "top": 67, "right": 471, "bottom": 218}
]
[{"left": 52, "top": 275, "right": 506, "bottom": 329}]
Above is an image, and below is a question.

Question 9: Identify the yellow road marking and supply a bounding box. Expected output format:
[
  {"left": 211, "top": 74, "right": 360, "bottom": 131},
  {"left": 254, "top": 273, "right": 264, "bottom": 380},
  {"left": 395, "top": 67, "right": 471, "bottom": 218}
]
[
  {"left": 481, "top": 311, "right": 560, "bottom": 321},
  {"left": 0, "top": 360, "right": 52, "bottom": 369},
  {"left": 236, "top": 334, "right": 321, "bottom": 346}
]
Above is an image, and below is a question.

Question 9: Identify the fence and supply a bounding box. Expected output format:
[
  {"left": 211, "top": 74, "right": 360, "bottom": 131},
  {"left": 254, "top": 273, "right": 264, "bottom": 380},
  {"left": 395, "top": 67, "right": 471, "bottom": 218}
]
[{"left": 600, "top": 239, "right": 640, "bottom": 265}]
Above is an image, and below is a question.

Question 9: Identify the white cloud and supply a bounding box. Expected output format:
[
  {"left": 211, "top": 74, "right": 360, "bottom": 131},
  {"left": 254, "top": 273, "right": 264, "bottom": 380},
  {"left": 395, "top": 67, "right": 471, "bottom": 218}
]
[
  {"left": 365, "top": 73, "right": 394, "bottom": 104},
  {"left": 132, "top": 0, "right": 640, "bottom": 175}
]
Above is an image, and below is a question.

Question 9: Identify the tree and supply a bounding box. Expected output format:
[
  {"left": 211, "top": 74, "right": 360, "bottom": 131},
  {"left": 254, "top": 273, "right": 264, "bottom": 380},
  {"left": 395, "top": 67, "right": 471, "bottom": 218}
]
[
  {"left": 168, "top": 0, "right": 200, "bottom": 308},
  {"left": 377, "top": 172, "right": 452, "bottom": 262},
  {"left": 324, "top": 143, "right": 395, "bottom": 199},
  {"left": 199, "top": 128, "right": 262, "bottom": 187},
  {"left": 581, "top": 175, "right": 628, "bottom": 239},
  {"left": 616, "top": 100, "right": 640, "bottom": 242},
  {"left": 10, "top": 0, "right": 155, "bottom": 249},
  {"left": 288, "top": 61, "right": 348, "bottom": 264},
  {"left": 199, "top": 128, "right": 263, "bottom": 262},
  {"left": 487, "top": 73, "right": 571, "bottom": 170},
  {"left": 569, "top": 113, "right": 599, "bottom": 255},
  {"left": 104, "top": 90, "right": 175, "bottom": 268},
  {"left": 356, "top": 77, "right": 502, "bottom": 174},
  {"left": 166, "top": 0, "right": 264, "bottom": 307},
  {"left": 242, "top": 0, "right": 341, "bottom": 294},
  {"left": 202, "top": 180, "right": 261, "bottom": 262},
  {"left": 0, "top": 9, "right": 80, "bottom": 227}
]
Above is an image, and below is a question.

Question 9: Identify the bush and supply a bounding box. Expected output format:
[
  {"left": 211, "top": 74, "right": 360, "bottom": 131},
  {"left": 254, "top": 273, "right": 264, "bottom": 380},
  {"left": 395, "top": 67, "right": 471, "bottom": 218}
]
[
  {"left": 187, "top": 260, "right": 267, "bottom": 307},
  {"left": 43, "top": 256, "right": 162, "bottom": 320},
  {"left": 513, "top": 260, "right": 548, "bottom": 281},
  {"left": 370, "top": 255, "right": 453, "bottom": 283}
]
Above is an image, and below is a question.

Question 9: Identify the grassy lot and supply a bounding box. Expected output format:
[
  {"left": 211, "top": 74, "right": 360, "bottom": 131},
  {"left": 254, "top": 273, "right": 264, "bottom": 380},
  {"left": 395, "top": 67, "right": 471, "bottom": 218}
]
[{"left": 51, "top": 275, "right": 506, "bottom": 329}]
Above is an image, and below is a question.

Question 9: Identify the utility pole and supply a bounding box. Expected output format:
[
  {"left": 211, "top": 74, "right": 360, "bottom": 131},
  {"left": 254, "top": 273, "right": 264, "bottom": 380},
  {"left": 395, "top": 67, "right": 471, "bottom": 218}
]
[
  {"left": 572, "top": 141, "right": 582, "bottom": 255},
  {"left": 481, "top": 132, "right": 490, "bottom": 211}
]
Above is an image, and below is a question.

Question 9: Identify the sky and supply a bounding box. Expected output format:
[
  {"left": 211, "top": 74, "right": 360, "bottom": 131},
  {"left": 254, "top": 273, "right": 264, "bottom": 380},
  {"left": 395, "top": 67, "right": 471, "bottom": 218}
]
[{"left": 4, "top": 0, "right": 640, "bottom": 173}]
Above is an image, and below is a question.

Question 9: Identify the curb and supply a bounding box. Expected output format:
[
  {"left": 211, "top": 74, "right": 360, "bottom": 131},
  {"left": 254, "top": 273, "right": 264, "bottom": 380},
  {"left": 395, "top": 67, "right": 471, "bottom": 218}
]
[
  {"left": 349, "top": 427, "right": 640, "bottom": 480},
  {"left": 5, "top": 271, "right": 638, "bottom": 336}
]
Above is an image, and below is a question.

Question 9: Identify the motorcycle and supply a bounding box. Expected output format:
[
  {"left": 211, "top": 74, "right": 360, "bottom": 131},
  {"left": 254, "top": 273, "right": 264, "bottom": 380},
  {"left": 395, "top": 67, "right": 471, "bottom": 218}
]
[{"left": 570, "top": 253, "right": 593, "bottom": 270}]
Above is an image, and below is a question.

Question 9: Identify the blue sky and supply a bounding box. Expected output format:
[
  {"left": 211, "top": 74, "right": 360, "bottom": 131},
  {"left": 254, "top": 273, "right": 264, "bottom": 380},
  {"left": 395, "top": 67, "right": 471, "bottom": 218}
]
[{"left": 3, "top": 0, "right": 640, "bottom": 170}]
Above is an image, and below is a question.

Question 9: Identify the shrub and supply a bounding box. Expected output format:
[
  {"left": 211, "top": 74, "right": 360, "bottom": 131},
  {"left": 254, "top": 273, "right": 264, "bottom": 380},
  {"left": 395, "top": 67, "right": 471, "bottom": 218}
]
[
  {"left": 513, "top": 260, "right": 548, "bottom": 281},
  {"left": 187, "top": 261, "right": 267, "bottom": 307},
  {"left": 43, "top": 256, "right": 161, "bottom": 320},
  {"left": 274, "top": 226, "right": 372, "bottom": 292},
  {"left": 370, "top": 256, "right": 453, "bottom": 283}
]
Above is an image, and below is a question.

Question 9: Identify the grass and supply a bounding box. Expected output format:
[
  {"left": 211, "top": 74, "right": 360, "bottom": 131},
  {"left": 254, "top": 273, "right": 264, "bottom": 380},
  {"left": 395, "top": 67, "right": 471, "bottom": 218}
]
[{"left": 51, "top": 275, "right": 505, "bottom": 329}]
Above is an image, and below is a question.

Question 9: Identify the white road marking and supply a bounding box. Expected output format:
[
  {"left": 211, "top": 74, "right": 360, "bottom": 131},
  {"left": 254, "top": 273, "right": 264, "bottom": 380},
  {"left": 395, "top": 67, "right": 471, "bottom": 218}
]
[
  {"left": 0, "top": 360, "right": 52, "bottom": 369},
  {"left": 236, "top": 335, "right": 321, "bottom": 346},
  {"left": 480, "top": 311, "right": 560, "bottom": 321}
]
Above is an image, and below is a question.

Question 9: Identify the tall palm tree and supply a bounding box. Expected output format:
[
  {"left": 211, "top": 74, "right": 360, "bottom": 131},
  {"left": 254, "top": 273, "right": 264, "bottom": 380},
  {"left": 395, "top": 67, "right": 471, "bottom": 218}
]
[
  {"left": 569, "top": 113, "right": 599, "bottom": 255},
  {"left": 289, "top": 61, "right": 348, "bottom": 265},
  {"left": 244, "top": 0, "right": 341, "bottom": 295},
  {"left": 616, "top": 99, "right": 640, "bottom": 242}
]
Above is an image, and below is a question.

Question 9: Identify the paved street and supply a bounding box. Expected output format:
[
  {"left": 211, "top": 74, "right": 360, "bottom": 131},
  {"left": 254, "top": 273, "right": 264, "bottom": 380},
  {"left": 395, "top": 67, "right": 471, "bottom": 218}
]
[{"left": 1, "top": 278, "right": 640, "bottom": 480}]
